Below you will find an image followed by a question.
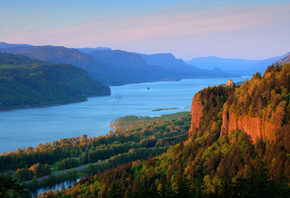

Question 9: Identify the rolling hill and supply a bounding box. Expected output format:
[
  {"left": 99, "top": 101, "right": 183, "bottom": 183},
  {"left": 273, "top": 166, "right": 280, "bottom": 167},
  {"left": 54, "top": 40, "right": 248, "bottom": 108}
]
[{"left": 0, "top": 53, "right": 110, "bottom": 110}]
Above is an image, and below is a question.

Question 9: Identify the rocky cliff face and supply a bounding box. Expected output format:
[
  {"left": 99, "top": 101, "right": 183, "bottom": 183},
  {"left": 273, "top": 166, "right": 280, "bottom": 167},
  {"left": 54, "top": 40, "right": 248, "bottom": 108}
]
[
  {"left": 225, "top": 80, "right": 234, "bottom": 86},
  {"left": 189, "top": 97, "right": 203, "bottom": 136},
  {"left": 189, "top": 64, "right": 290, "bottom": 144},
  {"left": 220, "top": 108, "right": 278, "bottom": 143},
  {"left": 189, "top": 96, "right": 278, "bottom": 143}
]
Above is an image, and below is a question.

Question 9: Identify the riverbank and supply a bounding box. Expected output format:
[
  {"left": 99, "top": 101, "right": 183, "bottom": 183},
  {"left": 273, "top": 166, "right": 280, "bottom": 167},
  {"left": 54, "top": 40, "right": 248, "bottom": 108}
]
[
  {"left": 18, "top": 112, "right": 191, "bottom": 196},
  {"left": 0, "top": 94, "right": 112, "bottom": 112},
  {"left": 0, "top": 77, "right": 249, "bottom": 154},
  {"left": 110, "top": 111, "right": 190, "bottom": 130}
]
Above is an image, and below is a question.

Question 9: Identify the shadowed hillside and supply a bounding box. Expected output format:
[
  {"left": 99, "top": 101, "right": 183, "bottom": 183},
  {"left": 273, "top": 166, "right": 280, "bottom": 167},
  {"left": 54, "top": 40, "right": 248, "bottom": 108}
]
[
  {"left": 0, "top": 43, "right": 236, "bottom": 86},
  {"left": 0, "top": 53, "right": 110, "bottom": 110}
]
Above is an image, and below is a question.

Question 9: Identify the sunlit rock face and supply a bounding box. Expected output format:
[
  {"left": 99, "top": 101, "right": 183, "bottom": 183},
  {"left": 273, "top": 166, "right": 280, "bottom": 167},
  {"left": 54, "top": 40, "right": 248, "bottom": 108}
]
[
  {"left": 225, "top": 80, "right": 235, "bottom": 87},
  {"left": 189, "top": 93, "right": 278, "bottom": 143},
  {"left": 189, "top": 97, "right": 203, "bottom": 137},
  {"left": 220, "top": 107, "right": 278, "bottom": 143}
]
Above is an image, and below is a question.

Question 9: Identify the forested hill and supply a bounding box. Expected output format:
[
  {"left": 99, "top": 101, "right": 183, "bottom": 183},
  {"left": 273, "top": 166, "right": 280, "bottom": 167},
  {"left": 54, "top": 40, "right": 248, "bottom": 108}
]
[
  {"left": 189, "top": 63, "right": 290, "bottom": 142},
  {"left": 0, "top": 53, "right": 111, "bottom": 110},
  {"left": 30, "top": 64, "right": 289, "bottom": 198}
]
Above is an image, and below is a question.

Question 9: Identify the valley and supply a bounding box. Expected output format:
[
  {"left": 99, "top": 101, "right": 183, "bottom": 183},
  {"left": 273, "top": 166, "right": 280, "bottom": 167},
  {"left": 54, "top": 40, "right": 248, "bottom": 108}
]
[
  {"left": 0, "top": 77, "right": 249, "bottom": 154},
  {"left": 1, "top": 1, "right": 290, "bottom": 197},
  {"left": 0, "top": 45, "right": 289, "bottom": 198},
  {"left": 1, "top": 62, "right": 289, "bottom": 198}
]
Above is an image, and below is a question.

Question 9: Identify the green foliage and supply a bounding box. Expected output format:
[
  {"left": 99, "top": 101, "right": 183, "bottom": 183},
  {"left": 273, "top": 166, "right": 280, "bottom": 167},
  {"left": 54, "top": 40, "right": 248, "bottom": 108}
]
[
  {"left": 56, "top": 158, "right": 79, "bottom": 170},
  {"left": 38, "top": 64, "right": 290, "bottom": 198},
  {"left": 0, "top": 53, "right": 110, "bottom": 110},
  {"left": 13, "top": 168, "right": 34, "bottom": 182},
  {"left": 1, "top": 113, "right": 190, "bottom": 194},
  {"left": 4, "top": 64, "right": 290, "bottom": 197},
  {"left": 50, "top": 127, "right": 289, "bottom": 198},
  {"left": 22, "top": 169, "right": 78, "bottom": 191},
  {"left": 227, "top": 63, "right": 290, "bottom": 125},
  {"left": 112, "top": 111, "right": 190, "bottom": 129},
  {"left": 0, "top": 175, "right": 30, "bottom": 197},
  {"left": 0, "top": 53, "right": 44, "bottom": 65},
  {"left": 29, "top": 163, "right": 50, "bottom": 178}
]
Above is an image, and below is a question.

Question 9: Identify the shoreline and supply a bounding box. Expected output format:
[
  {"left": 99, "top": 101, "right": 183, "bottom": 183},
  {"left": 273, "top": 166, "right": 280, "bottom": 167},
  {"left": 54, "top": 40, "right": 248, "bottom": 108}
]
[
  {"left": 0, "top": 94, "right": 110, "bottom": 112},
  {"left": 1, "top": 111, "right": 190, "bottom": 155},
  {"left": 0, "top": 75, "right": 243, "bottom": 112},
  {"left": 0, "top": 76, "right": 248, "bottom": 155}
]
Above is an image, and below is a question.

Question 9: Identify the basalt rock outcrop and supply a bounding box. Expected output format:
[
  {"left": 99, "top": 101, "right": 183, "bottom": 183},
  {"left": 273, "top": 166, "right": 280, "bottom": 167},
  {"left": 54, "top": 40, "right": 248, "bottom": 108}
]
[
  {"left": 220, "top": 107, "right": 278, "bottom": 143},
  {"left": 225, "top": 79, "right": 235, "bottom": 87},
  {"left": 189, "top": 97, "right": 203, "bottom": 137},
  {"left": 189, "top": 93, "right": 279, "bottom": 143},
  {"left": 188, "top": 64, "right": 289, "bottom": 143}
]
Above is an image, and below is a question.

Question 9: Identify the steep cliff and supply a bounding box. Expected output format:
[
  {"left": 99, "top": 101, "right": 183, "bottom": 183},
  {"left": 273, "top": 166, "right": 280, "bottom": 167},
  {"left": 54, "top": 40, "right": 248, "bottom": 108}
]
[
  {"left": 189, "top": 92, "right": 281, "bottom": 143},
  {"left": 188, "top": 85, "right": 235, "bottom": 139},
  {"left": 189, "top": 63, "right": 290, "bottom": 143},
  {"left": 189, "top": 97, "right": 203, "bottom": 136},
  {"left": 220, "top": 106, "right": 279, "bottom": 142}
]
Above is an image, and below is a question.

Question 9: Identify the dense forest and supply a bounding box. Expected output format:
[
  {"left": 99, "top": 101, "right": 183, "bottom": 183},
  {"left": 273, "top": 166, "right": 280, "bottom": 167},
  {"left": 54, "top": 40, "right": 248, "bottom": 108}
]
[
  {"left": 0, "top": 64, "right": 289, "bottom": 197},
  {"left": 0, "top": 53, "right": 110, "bottom": 110},
  {"left": 226, "top": 64, "right": 290, "bottom": 122},
  {"left": 34, "top": 63, "right": 289, "bottom": 198},
  {"left": 0, "top": 113, "right": 190, "bottom": 197}
]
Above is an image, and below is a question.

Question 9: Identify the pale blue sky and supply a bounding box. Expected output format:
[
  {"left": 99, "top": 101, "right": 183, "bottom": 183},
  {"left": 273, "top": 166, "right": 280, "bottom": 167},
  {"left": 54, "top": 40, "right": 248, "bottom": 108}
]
[{"left": 1, "top": 0, "right": 290, "bottom": 60}]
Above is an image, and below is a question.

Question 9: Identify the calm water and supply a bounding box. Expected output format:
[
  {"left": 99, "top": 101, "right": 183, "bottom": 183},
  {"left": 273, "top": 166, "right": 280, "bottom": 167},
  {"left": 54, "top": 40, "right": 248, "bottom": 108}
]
[
  {"left": 31, "top": 179, "right": 80, "bottom": 197},
  {"left": 0, "top": 77, "right": 249, "bottom": 154}
]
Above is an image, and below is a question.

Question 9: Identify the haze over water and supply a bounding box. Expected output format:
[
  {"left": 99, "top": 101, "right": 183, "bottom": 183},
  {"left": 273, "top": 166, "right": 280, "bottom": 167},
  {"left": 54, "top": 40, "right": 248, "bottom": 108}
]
[{"left": 0, "top": 77, "right": 249, "bottom": 154}]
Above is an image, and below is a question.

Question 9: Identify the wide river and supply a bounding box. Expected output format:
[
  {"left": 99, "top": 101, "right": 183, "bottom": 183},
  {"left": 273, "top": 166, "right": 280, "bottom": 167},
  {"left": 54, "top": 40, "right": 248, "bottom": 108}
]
[{"left": 0, "top": 77, "right": 249, "bottom": 154}]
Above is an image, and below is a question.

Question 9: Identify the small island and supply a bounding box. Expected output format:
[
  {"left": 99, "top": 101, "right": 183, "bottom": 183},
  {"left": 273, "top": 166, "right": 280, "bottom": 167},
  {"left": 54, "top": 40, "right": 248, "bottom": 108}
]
[{"left": 151, "top": 107, "right": 179, "bottom": 112}]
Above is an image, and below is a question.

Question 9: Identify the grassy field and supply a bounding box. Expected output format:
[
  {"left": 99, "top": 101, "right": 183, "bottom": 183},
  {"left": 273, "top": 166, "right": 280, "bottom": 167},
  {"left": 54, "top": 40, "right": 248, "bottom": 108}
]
[
  {"left": 111, "top": 111, "right": 190, "bottom": 129},
  {"left": 151, "top": 107, "right": 179, "bottom": 111}
]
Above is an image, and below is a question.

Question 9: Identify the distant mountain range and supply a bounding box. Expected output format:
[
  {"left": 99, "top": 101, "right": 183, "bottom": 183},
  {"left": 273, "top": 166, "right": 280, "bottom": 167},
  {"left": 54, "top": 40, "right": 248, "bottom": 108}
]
[
  {"left": 0, "top": 42, "right": 289, "bottom": 113},
  {"left": 0, "top": 42, "right": 234, "bottom": 86},
  {"left": 186, "top": 53, "right": 289, "bottom": 75},
  {"left": 0, "top": 53, "right": 110, "bottom": 110},
  {"left": 0, "top": 42, "right": 289, "bottom": 85},
  {"left": 277, "top": 53, "right": 290, "bottom": 65},
  {"left": 0, "top": 45, "right": 97, "bottom": 68},
  {"left": 0, "top": 42, "right": 32, "bottom": 48},
  {"left": 77, "top": 47, "right": 112, "bottom": 54},
  {"left": 140, "top": 53, "right": 196, "bottom": 72}
]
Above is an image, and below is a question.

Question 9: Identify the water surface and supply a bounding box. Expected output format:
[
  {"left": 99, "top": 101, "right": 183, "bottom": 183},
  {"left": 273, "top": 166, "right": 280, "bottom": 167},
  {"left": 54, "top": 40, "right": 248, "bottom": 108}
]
[{"left": 0, "top": 77, "right": 249, "bottom": 154}]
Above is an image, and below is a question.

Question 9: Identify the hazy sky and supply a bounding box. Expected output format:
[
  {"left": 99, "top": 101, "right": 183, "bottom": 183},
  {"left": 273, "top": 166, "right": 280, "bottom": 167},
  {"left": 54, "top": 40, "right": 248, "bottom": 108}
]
[{"left": 1, "top": 0, "right": 290, "bottom": 60}]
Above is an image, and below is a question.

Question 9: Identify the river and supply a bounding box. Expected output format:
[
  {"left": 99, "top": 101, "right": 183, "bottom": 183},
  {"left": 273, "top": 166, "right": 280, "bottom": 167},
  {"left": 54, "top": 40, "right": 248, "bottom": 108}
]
[
  {"left": 31, "top": 179, "right": 80, "bottom": 197},
  {"left": 0, "top": 77, "right": 249, "bottom": 154}
]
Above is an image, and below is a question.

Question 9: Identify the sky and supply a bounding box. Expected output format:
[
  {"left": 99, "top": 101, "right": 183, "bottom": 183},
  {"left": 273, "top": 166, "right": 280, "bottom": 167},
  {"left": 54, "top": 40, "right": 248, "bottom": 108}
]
[{"left": 1, "top": 0, "right": 290, "bottom": 60}]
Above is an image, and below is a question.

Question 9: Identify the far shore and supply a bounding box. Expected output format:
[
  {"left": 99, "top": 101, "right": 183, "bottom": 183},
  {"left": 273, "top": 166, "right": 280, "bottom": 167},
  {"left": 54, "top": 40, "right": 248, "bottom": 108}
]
[{"left": 0, "top": 94, "right": 110, "bottom": 112}]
